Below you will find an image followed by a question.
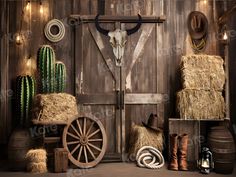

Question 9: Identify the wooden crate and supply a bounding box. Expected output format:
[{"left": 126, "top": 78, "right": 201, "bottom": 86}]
[
  {"left": 54, "top": 148, "right": 68, "bottom": 173},
  {"left": 169, "top": 119, "right": 200, "bottom": 170}
]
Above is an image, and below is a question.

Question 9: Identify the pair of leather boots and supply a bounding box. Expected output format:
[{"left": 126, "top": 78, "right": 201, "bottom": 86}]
[{"left": 169, "top": 134, "right": 188, "bottom": 171}]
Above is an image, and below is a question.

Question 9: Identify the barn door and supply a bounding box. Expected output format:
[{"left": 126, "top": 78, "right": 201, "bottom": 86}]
[
  {"left": 75, "top": 21, "right": 167, "bottom": 161},
  {"left": 121, "top": 23, "right": 167, "bottom": 155},
  {"left": 75, "top": 22, "right": 122, "bottom": 161}
]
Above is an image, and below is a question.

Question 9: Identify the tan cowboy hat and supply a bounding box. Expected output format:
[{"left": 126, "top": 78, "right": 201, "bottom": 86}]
[
  {"left": 142, "top": 113, "right": 162, "bottom": 132},
  {"left": 188, "top": 11, "right": 208, "bottom": 40}
]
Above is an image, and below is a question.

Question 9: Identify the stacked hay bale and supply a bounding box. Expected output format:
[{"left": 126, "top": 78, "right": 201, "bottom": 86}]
[
  {"left": 32, "top": 93, "right": 78, "bottom": 122},
  {"left": 25, "top": 149, "right": 47, "bottom": 173},
  {"left": 128, "top": 124, "right": 164, "bottom": 160},
  {"left": 177, "top": 55, "right": 226, "bottom": 120}
]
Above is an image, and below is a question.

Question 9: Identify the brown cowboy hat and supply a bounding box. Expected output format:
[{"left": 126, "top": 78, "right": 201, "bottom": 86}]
[
  {"left": 142, "top": 113, "right": 162, "bottom": 132},
  {"left": 188, "top": 11, "right": 208, "bottom": 40}
]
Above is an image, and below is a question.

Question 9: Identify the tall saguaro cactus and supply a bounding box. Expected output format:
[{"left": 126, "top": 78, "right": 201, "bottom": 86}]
[
  {"left": 16, "top": 75, "right": 36, "bottom": 127},
  {"left": 55, "top": 61, "right": 66, "bottom": 93},
  {"left": 37, "top": 45, "right": 55, "bottom": 93}
]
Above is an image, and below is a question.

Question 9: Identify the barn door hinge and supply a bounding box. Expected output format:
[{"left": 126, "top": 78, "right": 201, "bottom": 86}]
[{"left": 116, "top": 90, "right": 124, "bottom": 110}]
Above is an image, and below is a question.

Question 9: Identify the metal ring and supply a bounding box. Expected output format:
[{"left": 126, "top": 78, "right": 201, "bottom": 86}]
[{"left": 44, "top": 19, "right": 65, "bottom": 43}]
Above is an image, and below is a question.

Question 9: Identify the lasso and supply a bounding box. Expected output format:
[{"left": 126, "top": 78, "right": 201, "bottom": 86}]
[{"left": 136, "top": 146, "right": 165, "bottom": 169}]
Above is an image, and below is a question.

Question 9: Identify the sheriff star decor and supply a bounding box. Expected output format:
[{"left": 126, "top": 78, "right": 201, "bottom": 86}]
[{"left": 95, "top": 14, "right": 142, "bottom": 66}]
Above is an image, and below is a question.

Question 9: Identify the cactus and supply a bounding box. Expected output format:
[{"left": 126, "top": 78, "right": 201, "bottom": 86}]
[
  {"left": 55, "top": 61, "right": 66, "bottom": 92},
  {"left": 16, "top": 75, "right": 36, "bottom": 127},
  {"left": 37, "top": 45, "right": 55, "bottom": 93}
]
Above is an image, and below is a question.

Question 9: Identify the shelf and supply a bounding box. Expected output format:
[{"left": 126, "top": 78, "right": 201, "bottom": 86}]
[
  {"left": 32, "top": 119, "right": 67, "bottom": 125},
  {"left": 169, "top": 118, "right": 226, "bottom": 121},
  {"left": 44, "top": 137, "right": 61, "bottom": 144}
]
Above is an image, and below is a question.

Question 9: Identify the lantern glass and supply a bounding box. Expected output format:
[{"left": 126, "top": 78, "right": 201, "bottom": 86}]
[{"left": 201, "top": 158, "right": 210, "bottom": 168}]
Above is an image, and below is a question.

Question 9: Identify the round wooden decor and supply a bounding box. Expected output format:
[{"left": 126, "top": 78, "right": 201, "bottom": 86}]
[
  {"left": 62, "top": 114, "right": 107, "bottom": 168},
  {"left": 44, "top": 19, "right": 65, "bottom": 43}
]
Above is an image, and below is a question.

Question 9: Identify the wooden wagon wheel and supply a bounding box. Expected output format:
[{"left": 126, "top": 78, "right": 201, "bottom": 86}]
[{"left": 62, "top": 114, "right": 107, "bottom": 168}]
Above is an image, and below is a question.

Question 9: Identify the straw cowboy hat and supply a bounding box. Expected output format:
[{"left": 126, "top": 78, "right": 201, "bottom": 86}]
[
  {"left": 188, "top": 11, "right": 208, "bottom": 40},
  {"left": 142, "top": 113, "right": 162, "bottom": 132}
]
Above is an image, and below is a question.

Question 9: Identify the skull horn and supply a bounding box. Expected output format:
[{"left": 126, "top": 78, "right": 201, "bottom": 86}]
[
  {"left": 126, "top": 14, "right": 142, "bottom": 35},
  {"left": 95, "top": 14, "right": 109, "bottom": 36}
]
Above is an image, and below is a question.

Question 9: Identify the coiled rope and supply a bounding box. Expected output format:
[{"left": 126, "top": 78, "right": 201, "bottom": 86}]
[
  {"left": 44, "top": 19, "right": 65, "bottom": 43},
  {"left": 136, "top": 146, "right": 165, "bottom": 169}
]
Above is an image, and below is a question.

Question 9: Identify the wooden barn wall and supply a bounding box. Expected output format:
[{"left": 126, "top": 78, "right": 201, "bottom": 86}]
[
  {"left": 228, "top": 11, "right": 236, "bottom": 127},
  {"left": 0, "top": 0, "right": 227, "bottom": 144}
]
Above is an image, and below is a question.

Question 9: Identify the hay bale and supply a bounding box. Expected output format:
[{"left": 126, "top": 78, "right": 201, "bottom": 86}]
[
  {"left": 32, "top": 93, "right": 78, "bottom": 122},
  {"left": 181, "top": 55, "right": 225, "bottom": 91},
  {"left": 128, "top": 124, "right": 163, "bottom": 160},
  {"left": 25, "top": 149, "right": 47, "bottom": 173},
  {"left": 177, "top": 89, "right": 225, "bottom": 120},
  {"left": 25, "top": 149, "right": 47, "bottom": 163},
  {"left": 27, "top": 162, "right": 47, "bottom": 173}
]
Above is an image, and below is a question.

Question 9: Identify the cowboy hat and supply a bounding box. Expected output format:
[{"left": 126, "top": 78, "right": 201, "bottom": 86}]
[
  {"left": 142, "top": 113, "right": 162, "bottom": 132},
  {"left": 188, "top": 11, "right": 208, "bottom": 40}
]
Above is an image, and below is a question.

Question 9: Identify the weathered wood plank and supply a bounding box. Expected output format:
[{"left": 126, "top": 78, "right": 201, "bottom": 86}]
[
  {"left": 125, "top": 94, "right": 167, "bottom": 104},
  {"left": 78, "top": 94, "right": 116, "bottom": 104},
  {"left": 0, "top": 0, "right": 9, "bottom": 143}
]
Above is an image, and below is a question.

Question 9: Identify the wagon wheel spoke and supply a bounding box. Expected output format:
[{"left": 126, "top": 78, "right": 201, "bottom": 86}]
[
  {"left": 70, "top": 124, "right": 81, "bottom": 137},
  {"left": 88, "top": 139, "right": 103, "bottom": 142},
  {"left": 83, "top": 117, "right": 86, "bottom": 135},
  {"left": 84, "top": 146, "right": 88, "bottom": 163},
  {"left": 86, "top": 122, "right": 95, "bottom": 136},
  {"left": 88, "top": 129, "right": 101, "bottom": 139},
  {"left": 67, "top": 132, "right": 80, "bottom": 140},
  {"left": 88, "top": 142, "right": 102, "bottom": 152},
  {"left": 67, "top": 140, "right": 80, "bottom": 145},
  {"left": 63, "top": 115, "right": 107, "bottom": 168},
  {"left": 76, "top": 119, "right": 83, "bottom": 136},
  {"left": 71, "top": 144, "right": 81, "bottom": 155},
  {"left": 86, "top": 145, "right": 96, "bottom": 160},
  {"left": 77, "top": 146, "right": 83, "bottom": 161}
]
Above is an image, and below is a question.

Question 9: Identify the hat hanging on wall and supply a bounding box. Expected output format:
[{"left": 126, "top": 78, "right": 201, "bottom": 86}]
[
  {"left": 188, "top": 11, "right": 208, "bottom": 53},
  {"left": 44, "top": 19, "right": 65, "bottom": 43}
]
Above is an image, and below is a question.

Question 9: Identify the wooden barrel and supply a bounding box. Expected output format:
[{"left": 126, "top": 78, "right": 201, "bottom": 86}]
[
  {"left": 208, "top": 126, "right": 235, "bottom": 174},
  {"left": 8, "top": 129, "right": 31, "bottom": 171}
]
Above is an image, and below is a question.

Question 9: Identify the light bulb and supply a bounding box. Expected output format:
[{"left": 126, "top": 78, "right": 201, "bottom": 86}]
[
  {"left": 39, "top": 2, "right": 44, "bottom": 14},
  {"left": 26, "top": 1, "right": 31, "bottom": 11},
  {"left": 223, "top": 32, "right": 228, "bottom": 40},
  {"left": 26, "top": 57, "right": 32, "bottom": 67},
  {"left": 204, "top": 0, "right": 207, "bottom": 4},
  {"left": 15, "top": 33, "right": 23, "bottom": 45}
]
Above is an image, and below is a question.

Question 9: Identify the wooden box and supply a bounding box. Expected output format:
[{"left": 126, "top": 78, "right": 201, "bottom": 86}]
[
  {"left": 169, "top": 119, "right": 200, "bottom": 170},
  {"left": 54, "top": 148, "right": 68, "bottom": 173}
]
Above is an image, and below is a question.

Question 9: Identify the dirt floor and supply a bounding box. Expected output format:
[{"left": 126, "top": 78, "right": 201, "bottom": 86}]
[{"left": 0, "top": 163, "right": 236, "bottom": 177}]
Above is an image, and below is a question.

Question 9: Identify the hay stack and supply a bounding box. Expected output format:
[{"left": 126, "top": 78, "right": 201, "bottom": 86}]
[
  {"left": 177, "top": 89, "right": 225, "bottom": 120},
  {"left": 25, "top": 149, "right": 47, "bottom": 173},
  {"left": 32, "top": 93, "right": 78, "bottom": 122},
  {"left": 181, "top": 55, "right": 225, "bottom": 91},
  {"left": 129, "top": 124, "right": 163, "bottom": 160}
]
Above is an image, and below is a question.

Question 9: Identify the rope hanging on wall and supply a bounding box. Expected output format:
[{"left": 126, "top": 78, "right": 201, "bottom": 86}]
[
  {"left": 44, "top": 19, "right": 65, "bottom": 42},
  {"left": 136, "top": 146, "right": 165, "bottom": 169}
]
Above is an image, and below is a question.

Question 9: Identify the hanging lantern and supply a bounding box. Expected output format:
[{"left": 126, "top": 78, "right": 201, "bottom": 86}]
[{"left": 198, "top": 147, "right": 214, "bottom": 174}]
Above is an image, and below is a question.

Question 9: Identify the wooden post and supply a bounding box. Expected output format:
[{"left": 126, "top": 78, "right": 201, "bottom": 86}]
[{"left": 54, "top": 148, "right": 68, "bottom": 173}]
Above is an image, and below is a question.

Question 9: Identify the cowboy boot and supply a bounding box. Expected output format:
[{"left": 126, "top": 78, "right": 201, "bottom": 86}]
[
  {"left": 178, "top": 134, "right": 188, "bottom": 171},
  {"left": 168, "top": 134, "right": 178, "bottom": 170}
]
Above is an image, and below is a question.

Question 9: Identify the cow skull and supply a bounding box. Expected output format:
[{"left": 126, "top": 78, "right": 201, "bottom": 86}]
[
  {"left": 95, "top": 14, "right": 142, "bottom": 66},
  {"left": 108, "top": 29, "right": 127, "bottom": 66}
]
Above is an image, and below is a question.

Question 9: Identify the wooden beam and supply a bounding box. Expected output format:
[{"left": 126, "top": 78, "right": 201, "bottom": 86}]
[{"left": 69, "top": 15, "right": 166, "bottom": 24}]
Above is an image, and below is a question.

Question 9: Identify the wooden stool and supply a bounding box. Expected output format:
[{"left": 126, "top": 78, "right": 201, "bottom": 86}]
[{"left": 54, "top": 148, "right": 68, "bottom": 173}]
